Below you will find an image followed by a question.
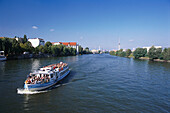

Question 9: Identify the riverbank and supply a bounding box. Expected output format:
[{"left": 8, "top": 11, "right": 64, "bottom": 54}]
[
  {"left": 6, "top": 54, "right": 73, "bottom": 60},
  {"left": 139, "top": 57, "right": 170, "bottom": 63},
  {"left": 111, "top": 54, "right": 170, "bottom": 63}
]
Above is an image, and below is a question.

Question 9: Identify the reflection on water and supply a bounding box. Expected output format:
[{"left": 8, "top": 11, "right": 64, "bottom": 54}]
[
  {"left": 23, "top": 94, "right": 30, "bottom": 111},
  {"left": 148, "top": 60, "right": 170, "bottom": 72}
]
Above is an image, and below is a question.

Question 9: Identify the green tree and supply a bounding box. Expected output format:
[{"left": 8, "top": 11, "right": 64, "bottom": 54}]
[
  {"left": 148, "top": 46, "right": 162, "bottom": 60},
  {"left": 1, "top": 37, "right": 12, "bottom": 56},
  {"left": 79, "top": 46, "right": 83, "bottom": 54},
  {"left": 23, "top": 35, "right": 27, "bottom": 43},
  {"left": 0, "top": 39, "right": 2, "bottom": 50},
  {"left": 39, "top": 45, "right": 45, "bottom": 53},
  {"left": 20, "top": 41, "right": 33, "bottom": 53},
  {"left": 162, "top": 48, "right": 170, "bottom": 60},
  {"left": 44, "top": 41, "right": 52, "bottom": 54},
  {"left": 85, "top": 47, "right": 89, "bottom": 52},
  {"left": 34, "top": 46, "right": 40, "bottom": 54},
  {"left": 71, "top": 48, "right": 77, "bottom": 55},
  {"left": 126, "top": 49, "right": 132, "bottom": 57},
  {"left": 110, "top": 51, "right": 115, "bottom": 55},
  {"left": 120, "top": 51, "right": 126, "bottom": 57},
  {"left": 12, "top": 39, "right": 22, "bottom": 55},
  {"left": 63, "top": 47, "right": 69, "bottom": 56},
  {"left": 133, "top": 48, "right": 147, "bottom": 59}
]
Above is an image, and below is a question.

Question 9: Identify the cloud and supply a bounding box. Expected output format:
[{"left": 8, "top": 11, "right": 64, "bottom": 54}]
[
  {"left": 32, "top": 26, "right": 38, "bottom": 29},
  {"left": 50, "top": 29, "right": 55, "bottom": 32},
  {"left": 129, "top": 39, "right": 134, "bottom": 42}
]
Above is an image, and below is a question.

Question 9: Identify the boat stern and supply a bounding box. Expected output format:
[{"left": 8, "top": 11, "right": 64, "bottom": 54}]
[{"left": 24, "top": 84, "right": 29, "bottom": 90}]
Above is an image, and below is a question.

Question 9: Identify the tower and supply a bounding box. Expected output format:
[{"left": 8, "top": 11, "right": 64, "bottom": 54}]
[{"left": 118, "top": 38, "right": 120, "bottom": 50}]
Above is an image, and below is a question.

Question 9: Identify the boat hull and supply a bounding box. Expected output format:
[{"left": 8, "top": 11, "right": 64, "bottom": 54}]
[
  {"left": 0, "top": 57, "right": 7, "bottom": 61},
  {"left": 24, "top": 69, "right": 70, "bottom": 91}
]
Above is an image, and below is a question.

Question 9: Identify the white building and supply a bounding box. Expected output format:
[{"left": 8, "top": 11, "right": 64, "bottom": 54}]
[
  {"left": 28, "top": 38, "right": 45, "bottom": 48},
  {"left": 91, "top": 49, "right": 99, "bottom": 54},
  {"left": 52, "top": 42, "right": 79, "bottom": 54},
  {"left": 143, "top": 46, "right": 162, "bottom": 52}
]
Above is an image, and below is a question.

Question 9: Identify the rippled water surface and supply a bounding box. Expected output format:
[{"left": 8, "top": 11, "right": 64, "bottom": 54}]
[{"left": 0, "top": 54, "right": 169, "bottom": 112}]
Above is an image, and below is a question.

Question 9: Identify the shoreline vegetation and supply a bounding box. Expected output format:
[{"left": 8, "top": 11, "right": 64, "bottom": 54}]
[
  {"left": 110, "top": 46, "right": 170, "bottom": 63},
  {"left": 0, "top": 35, "right": 92, "bottom": 60}
]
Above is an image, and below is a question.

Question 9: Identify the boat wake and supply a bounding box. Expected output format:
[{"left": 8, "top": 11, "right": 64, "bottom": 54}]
[{"left": 17, "top": 88, "right": 49, "bottom": 94}]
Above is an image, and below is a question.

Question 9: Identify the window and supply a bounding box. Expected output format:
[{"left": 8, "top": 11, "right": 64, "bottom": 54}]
[{"left": 51, "top": 74, "right": 53, "bottom": 78}]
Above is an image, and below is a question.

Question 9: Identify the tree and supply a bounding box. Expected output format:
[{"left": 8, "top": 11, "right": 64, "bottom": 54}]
[
  {"left": 23, "top": 35, "right": 27, "bottom": 43},
  {"left": 115, "top": 49, "right": 123, "bottom": 56},
  {"left": 85, "top": 47, "right": 89, "bottom": 52},
  {"left": 120, "top": 51, "right": 126, "bottom": 57},
  {"left": 63, "top": 47, "right": 69, "bottom": 56},
  {"left": 71, "top": 48, "right": 77, "bottom": 55},
  {"left": 1, "top": 37, "right": 12, "bottom": 56},
  {"left": 79, "top": 46, "right": 83, "bottom": 54},
  {"left": 45, "top": 41, "right": 52, "bottom": 47},
  {"left": 110, "top": 51, "right": 115, "bottom": 55},
  {"left": 0, "top": 39, "right": 2, "bottom": 50},
  {"left": 133, "top": 48, "right": 147, "bottom": 59},
  {"left": 162, "top": 48, "right": 170, "bottom": 60},
  {"left": 148, "top": 46, "right": 162, "bottom": 60},
  {"left": 39, "top": 45, "right": 45, "bottom": 53},
  {"left": 12, "top": 39, "right": 22, "bottom": 55},
  {"left": 44, "top": 41, "right": 52, "bottom": 54},
  {"left": 20, "top": 41, "right": 33, "bottom": 53},
  {"left": 126, "top": 49, "right": 132, "bottom": 57},
  {"left": 34, "top": 46, "right": 40, "bottom": 54},
  {"left": 52, "top": 45, "right": 60, "bottom": 56}
]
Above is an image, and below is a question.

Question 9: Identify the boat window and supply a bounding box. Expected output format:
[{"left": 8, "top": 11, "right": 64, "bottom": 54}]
[{"left": 51, "top": 74, "right": 53, "bottom": 78}]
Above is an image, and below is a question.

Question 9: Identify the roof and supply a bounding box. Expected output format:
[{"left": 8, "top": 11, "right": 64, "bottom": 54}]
[
  {"left": 28, "top": 38, "right": 44, "bottom": 40},
  {"left": 61, "top": 42, "right": 77, "bottom": 46},
  {"left": 52, "top": 42, "right": 77, "bottom": 46}
]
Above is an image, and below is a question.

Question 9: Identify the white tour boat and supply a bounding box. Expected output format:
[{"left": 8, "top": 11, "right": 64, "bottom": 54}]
[
  {"left": 23, "top": 62, "right": 70, "bottom": 91},
  {"left": 0, "top": 51, "right": 7, "bottom": 61}
]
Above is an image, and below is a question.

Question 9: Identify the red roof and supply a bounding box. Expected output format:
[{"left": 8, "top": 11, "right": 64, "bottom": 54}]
[
  {"left": 69, "top": 42, "right": 77, "bottom": 46},
  {"left": 62, "top": 42, "right": 69, "bottom": 46},
  {"left": 52, "top": 42, "right": 77, "bottom": 46},
  {"left": 61, "top": 42, "right": 77, "bottom": 46}
]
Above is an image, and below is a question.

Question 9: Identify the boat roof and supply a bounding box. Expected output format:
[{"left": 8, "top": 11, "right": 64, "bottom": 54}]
[{"left": 30, "top": 62, "right": 67, "bottom": 75}]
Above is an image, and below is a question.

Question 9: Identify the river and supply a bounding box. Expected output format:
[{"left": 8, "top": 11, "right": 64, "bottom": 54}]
[{"left": 0, "top": 54, "right": 169, "bottom": 113}]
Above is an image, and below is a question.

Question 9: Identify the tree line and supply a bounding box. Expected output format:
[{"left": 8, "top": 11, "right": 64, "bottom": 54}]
[
  {"left": 0, "top": 35, "right": 83, "bottom": 57},
  {"left": 110, "top": 46, "right": 170, "bottom": 61},
  {"left": 110, "top": 49, "right": 132, "bottom": 57}
]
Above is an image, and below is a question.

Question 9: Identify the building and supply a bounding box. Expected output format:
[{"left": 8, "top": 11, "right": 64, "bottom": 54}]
[
  {"left": 91, "top": 49, "right": 99, "bottom": 54},
  {"left": 143, "top": 46, "right": 162, "bottom": 52},
  {"left": 52, "top": 42, "right": 79, "bottom": 54},
  {"left": 28, "top": 38, "right": 45, "bottom": 48},
  {"left": 0, "top": 37, "right": 5, "bottom": 39}
]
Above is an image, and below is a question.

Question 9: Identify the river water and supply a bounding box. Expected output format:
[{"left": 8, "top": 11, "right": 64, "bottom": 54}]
[{"left": 0, "top": 54, "right": 169, "bottom": 113}]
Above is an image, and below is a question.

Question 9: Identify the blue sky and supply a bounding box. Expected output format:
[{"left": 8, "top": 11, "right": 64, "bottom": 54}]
[{"left": 0, "top": 0, "right": 169, "bottom": 50}]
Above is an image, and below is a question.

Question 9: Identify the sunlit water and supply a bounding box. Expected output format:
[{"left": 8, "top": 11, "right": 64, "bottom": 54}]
[{"left": 0, "top": 54, "right": 169, "bottom": 112}]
